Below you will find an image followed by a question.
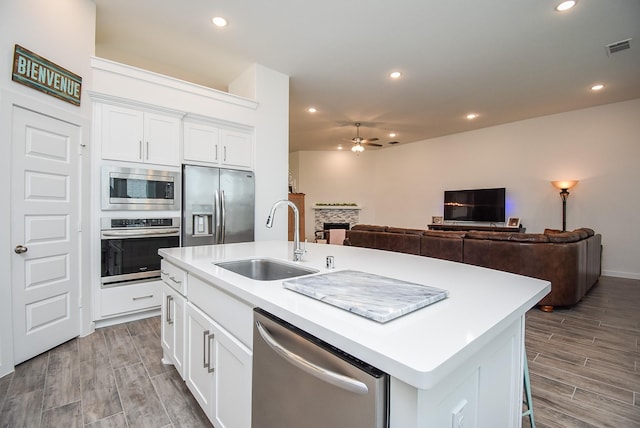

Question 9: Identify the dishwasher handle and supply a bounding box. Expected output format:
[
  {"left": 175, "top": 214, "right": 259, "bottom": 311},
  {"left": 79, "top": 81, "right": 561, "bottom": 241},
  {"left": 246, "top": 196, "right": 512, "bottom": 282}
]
[{"left": 255, "top": 320, "right": 369, "bottom": 395}]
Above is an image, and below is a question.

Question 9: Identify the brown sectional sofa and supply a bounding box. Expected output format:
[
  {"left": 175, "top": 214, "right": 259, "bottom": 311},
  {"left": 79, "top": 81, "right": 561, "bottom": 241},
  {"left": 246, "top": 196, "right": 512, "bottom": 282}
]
[{"left": 345, "top": 224, "right": 602, "bottom": 311}]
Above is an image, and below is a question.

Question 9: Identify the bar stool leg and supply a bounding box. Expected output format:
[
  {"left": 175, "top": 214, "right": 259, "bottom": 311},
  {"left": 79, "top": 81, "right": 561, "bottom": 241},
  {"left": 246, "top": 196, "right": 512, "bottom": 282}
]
[{"left": 522, "top": 352, "right": 535, "bottom": 427}]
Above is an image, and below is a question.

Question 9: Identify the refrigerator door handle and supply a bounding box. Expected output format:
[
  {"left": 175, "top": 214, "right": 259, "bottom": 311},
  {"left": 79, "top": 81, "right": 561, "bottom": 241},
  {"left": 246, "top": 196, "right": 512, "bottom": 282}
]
[
  {"left": 220, "top": 190, "right": 226, "bottom": 244},
  {"left": 214, "top": 189, "right": 222, "bottom": 244}
]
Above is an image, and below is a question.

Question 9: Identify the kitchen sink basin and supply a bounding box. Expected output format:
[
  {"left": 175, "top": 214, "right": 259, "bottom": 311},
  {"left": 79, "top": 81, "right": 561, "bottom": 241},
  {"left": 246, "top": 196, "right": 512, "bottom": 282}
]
[{"left": 215, "top": 258, "right": 318, "bottom": 281}]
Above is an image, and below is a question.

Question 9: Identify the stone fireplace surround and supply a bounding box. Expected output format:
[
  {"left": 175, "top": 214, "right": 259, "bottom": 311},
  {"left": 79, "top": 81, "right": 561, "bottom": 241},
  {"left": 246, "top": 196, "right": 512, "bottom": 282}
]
[{"left": 313, "top": 206, "right": 360, "bottom": 237}]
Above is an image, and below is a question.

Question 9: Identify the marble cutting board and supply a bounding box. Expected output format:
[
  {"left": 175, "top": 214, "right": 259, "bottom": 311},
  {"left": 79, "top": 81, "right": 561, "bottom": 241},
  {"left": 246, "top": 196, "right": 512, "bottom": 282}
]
[{"left": 283, "top": 270, "right": 448, "bottom": 323}]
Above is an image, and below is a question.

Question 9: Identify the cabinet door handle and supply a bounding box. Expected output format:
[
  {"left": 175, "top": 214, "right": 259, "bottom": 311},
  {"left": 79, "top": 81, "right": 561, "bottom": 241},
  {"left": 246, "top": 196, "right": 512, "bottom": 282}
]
[
  {"left": 203, "top": 329, "right": 210, "bottom": 369},
  {"left": 215, "top": 144, "right": 218, "bottom": 161},
  {"left": 139, "top": 140, "right": 143, "bottom": 160},
  {"left": 169, "top": 275, "right": 181, "bottom": 284},
  {"left": 132, "top": 295, "right": 153, "bottom": 301},
  {"left": 146, "top": 141, "right": 149, "bottom": 160},
  {"left": 223, "top": 146, "right": 227, "bottom": 162},
  {"left": 207, "top": 333, "right": 215, "bottom": 374},
  {"left": 166, "top": 295, "right": 174, "bottom": 324}
]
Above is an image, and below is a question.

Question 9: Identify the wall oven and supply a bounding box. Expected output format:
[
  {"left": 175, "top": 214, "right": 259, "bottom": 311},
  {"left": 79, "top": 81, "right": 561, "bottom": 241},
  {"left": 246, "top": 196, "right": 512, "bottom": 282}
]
[
  {"left": 102, "top": 166, "right": 180, "bottom": 211},
  {"left": 101, "top": 217, "right": 180, "bottom": 287}
]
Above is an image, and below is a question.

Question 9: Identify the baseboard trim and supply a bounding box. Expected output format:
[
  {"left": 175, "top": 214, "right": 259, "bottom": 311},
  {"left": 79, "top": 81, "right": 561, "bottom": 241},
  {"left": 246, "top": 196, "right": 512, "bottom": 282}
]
[{"left": 601, "top": 270, "right": 640, "bottom": 280}]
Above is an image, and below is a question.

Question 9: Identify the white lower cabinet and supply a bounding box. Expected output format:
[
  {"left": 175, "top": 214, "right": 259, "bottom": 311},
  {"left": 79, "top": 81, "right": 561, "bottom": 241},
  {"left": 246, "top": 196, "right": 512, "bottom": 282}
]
[
  {"left": 186, "top": 302, "right": 252, "bottom": 428},
  {"left": 161, "top": 283, "right": 186, "bottom": 378}
]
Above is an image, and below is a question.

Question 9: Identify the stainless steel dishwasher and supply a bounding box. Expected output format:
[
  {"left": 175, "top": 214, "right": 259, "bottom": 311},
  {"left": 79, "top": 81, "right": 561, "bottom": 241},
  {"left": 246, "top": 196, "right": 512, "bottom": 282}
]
[{"left": 252, "top": 308, "right": 389, "bottom": 428}]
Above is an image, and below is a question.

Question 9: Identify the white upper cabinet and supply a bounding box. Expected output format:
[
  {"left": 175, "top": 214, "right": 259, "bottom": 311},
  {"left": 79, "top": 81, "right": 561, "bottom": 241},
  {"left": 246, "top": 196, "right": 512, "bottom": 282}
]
[
  {"left": 101, "top": 104, "right": 181, "bottom": 167},
  {"left": 220, "top": 128, "right": 252, "bottom": 169},
  {"left": 183, "top": 121, "right": 221, "bottom": 164},
  {"left": 183, "top": 119, "right": 253, "bottom": 170}
]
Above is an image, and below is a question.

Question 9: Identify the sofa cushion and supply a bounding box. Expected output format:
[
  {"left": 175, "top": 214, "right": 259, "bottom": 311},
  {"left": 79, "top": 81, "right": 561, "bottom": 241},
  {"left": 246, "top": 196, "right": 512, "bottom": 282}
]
[
  {"left": 421, "top": 231, "right": 464, "bottom": 262},
  {"left": 386, "top": 227, "right": 425, "bottom": 235},
  {"left": 465, "top": 231, "right": 513, "bottom": 241},
  {"left": 507, "top": 233, "right": 549, "bottom": 243},
  {"left": 423, "top": 230, "right": 467, "bottom": 239},
  {"left": 386, "top": 227, "right": 408, "bottom": 234},
  {"left": 379, "top": 232, "right": 421, "bottom": 255},
  {"left": 345, "top": 229, "right": 377, "bottom": 248},
  {"left": 351, "top": 224, "right": 388, "bottom": 232}
]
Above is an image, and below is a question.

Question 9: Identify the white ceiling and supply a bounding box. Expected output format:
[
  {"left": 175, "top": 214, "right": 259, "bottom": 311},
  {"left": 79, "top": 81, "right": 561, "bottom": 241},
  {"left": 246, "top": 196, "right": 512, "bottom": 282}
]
[{"left": 95, "top": 0, "right": 640, "bottom": 152}]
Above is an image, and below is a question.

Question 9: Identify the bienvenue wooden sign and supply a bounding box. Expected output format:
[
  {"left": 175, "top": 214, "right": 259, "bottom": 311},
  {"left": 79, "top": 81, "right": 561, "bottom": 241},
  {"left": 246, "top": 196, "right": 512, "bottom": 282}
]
[{"left": 12, "top": 44, "right": 82, "bottom": 106}]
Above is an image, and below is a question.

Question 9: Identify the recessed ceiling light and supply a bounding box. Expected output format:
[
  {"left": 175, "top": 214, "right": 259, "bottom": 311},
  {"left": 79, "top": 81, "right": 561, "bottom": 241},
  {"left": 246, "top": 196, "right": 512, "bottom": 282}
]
[
  {"left": 555, "top": 1, "right": 577, "bottom": 12},
  {"left": 212, "top": 16, "right": 228, "bottom": 27},
  {"left": 389, "top": 71, "right": 402, "bottom": 79},
  {"left": 307, "top": 107, "right": 317, "bottom": 113},
  {"left": 389, "top": 133, "right": 396, "bottom": 138},
  {"left": 337, "top": 145, "right": 343, "bottom": 150},
  {"left": 466, "top": 113, "right": 479, "bottom": 120},
  {"left": 591, "top": 84, "right": 604, "bottom": 91}
]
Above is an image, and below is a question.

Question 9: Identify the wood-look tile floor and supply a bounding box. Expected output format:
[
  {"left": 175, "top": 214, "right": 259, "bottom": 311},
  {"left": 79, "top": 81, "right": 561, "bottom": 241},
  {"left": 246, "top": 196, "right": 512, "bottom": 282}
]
[
  {"left": 523, "top": 276, "right": 640, "bottom": 428},
  {"left": 0, "top": 316, "right": 212, "bottom": 428},
  {"left": 1, "top": 276, "right": 638, "bottom": 427}
]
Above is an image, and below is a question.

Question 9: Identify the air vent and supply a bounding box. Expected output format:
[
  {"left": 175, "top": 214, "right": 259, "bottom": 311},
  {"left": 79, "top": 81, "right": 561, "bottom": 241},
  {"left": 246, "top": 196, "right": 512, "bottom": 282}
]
[{"left": 606, "top": 38, "right": 631, "bottom": 56}]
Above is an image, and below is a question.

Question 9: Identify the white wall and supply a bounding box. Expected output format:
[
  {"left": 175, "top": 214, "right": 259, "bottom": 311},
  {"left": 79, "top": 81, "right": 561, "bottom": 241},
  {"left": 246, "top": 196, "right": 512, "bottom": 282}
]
[
  {"left": 0, "top": 0, "right": 96, "bottom": 376},
  {"left": 231, "top": 64, "right": 291, "bottom": 240},
  {"left": 293, "top": 99, "right": 640, "bottom": 279}
]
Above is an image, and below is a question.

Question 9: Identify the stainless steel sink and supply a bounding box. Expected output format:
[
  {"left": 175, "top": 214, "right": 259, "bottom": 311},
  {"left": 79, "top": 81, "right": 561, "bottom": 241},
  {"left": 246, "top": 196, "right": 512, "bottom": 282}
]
[{"left": 215, "top": 258, "right": 318, "bottom": 281}]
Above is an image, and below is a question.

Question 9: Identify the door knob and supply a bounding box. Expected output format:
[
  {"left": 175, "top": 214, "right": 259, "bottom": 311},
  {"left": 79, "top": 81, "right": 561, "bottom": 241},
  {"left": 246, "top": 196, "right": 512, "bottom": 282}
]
[{"left": 14, "top": 245, "right": 28, "bottom": 254}]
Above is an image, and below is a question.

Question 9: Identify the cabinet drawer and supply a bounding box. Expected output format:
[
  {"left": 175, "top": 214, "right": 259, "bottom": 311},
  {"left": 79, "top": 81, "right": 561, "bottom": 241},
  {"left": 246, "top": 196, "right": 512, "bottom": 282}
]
[
  {"left": 188, "top": 274, "right": 253, "bottom": 349},
  {"left": 100, "top": 281, "right": 162, "bottom": 318},
  {"left": 161, "top": 260, "right": 187, "bottom": 295}
]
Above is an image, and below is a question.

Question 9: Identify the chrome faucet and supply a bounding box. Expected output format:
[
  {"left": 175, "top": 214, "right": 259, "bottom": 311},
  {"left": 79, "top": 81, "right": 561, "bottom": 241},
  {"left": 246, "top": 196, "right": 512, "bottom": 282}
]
[{"left": 266, "top": 199, "right": 304, "bottom": 261}]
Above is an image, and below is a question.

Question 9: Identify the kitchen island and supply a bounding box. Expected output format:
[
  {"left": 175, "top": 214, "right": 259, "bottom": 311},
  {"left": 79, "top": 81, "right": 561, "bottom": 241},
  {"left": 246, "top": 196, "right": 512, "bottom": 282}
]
[{"left": 159, "top": 241, "right": 549, "bottom": 427}]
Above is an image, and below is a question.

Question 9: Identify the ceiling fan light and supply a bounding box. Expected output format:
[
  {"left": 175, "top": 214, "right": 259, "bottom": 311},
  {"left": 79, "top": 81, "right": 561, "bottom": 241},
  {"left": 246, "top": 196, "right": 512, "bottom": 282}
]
[
  {"left": 352, "top": 144, "right": 364, "bottom": 153},
  {"left": 555, "top": 1, "right": 576, "bottom": 12},
  {"left": 212, "top": 16, "right": 228, "bottom": 27}
]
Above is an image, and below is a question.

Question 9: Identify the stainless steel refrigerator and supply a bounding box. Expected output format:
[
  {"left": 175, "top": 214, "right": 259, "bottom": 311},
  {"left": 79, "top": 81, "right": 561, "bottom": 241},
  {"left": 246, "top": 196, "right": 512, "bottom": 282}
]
[{"left": 182, "top": 164, "right": 255, "bottom": 247}]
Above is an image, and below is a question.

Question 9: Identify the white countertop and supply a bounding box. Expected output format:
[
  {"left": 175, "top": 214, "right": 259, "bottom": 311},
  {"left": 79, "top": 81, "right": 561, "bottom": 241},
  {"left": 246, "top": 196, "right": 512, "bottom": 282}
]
[{"left": 159, "top": 241, "right": 550, "bottom": 390}]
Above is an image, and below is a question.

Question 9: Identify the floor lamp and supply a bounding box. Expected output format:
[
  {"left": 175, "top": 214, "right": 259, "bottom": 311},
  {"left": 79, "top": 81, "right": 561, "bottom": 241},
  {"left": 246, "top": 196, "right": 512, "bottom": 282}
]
[{"left": 551, "top": 180, "right": 578, "bottom": 231}]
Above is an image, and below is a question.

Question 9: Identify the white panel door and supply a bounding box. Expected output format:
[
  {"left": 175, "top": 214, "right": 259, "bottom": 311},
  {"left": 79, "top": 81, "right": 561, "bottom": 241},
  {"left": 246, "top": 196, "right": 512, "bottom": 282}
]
[{"left": 11, "top": 106, "right": 80, "bottom": 364}]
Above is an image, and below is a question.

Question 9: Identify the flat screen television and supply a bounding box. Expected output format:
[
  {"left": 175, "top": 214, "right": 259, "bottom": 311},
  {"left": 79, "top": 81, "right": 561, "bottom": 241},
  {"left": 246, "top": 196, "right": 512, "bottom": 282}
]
[{"left": 443, "top": 187, "right": 506, "bottom": 222}]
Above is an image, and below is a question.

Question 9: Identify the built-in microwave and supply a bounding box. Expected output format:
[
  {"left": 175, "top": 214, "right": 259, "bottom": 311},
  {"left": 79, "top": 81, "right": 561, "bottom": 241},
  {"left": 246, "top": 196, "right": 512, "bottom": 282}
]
[{"left": 102, "top": 166, "right": 180, "bottom": 211}]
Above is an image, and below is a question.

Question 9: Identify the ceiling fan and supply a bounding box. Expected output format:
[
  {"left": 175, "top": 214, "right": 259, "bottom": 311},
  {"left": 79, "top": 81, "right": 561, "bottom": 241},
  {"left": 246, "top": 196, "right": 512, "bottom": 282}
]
[{"left": 349, "top": 122, "right": 382, "bottom": 152}]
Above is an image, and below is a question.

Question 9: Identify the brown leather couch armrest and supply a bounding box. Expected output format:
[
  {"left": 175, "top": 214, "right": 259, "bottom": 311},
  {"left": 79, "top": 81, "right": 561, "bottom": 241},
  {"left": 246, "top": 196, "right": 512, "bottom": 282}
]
[
  {"left": 574, "top": 227, "right": 595, "bottom": 237},
  {"left": 545, "top": 231, "right": 582, "bottom": 243}
]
